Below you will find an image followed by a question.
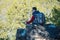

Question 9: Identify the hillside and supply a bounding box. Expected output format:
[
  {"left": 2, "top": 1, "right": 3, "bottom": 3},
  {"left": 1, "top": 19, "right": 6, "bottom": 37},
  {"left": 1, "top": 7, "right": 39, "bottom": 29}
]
[{"left": 0, "top": 0, "right": 60, "bottom": 40}]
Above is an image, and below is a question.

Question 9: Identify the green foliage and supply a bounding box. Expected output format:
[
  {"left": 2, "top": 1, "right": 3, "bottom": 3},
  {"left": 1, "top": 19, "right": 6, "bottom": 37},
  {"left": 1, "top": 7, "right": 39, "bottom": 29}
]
[
  {"left": 51, "top": 7, "right": 60, "bottom": 26},
  {"left": 0, "top": 38, "right": 4, "bottom": 40},
  {"left": 57, "top": 0, "right": 60, "bottom": 2},
  {"left": 0, "top": 38, "right": 9, "bottom": 40}
]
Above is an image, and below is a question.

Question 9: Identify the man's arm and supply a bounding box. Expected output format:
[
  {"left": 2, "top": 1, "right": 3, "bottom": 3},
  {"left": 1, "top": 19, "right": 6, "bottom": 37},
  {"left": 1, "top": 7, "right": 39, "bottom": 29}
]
[{"left": 26, "top": 16, "right": 35, "bottom": 24}]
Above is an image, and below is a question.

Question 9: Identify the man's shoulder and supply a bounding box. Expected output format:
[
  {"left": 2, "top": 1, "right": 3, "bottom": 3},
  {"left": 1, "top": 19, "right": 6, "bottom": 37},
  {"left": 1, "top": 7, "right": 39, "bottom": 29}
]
[
  {"left": 40, "top": 12, "right": 44, "bottom": 15},
  {"left": 33, "top": 11, "right": 40, "bottom": 14},
  {"left": 33, "top": 11, "right": 45, "bottom": 16}
]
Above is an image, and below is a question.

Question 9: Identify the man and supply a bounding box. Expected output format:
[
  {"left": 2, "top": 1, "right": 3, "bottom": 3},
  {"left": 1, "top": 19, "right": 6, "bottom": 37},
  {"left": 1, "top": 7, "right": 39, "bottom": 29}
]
[
  {"left": 26, "top": 7, "right": 45, "bottom": 26},
  {"left": 25, "top": 7, "right": 46, "bottom": 36}
]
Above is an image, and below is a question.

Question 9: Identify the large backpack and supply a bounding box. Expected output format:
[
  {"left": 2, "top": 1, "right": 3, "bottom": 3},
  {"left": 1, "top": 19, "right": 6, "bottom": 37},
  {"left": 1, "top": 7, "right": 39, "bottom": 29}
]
[
  {"left": 32, "top": 12, "right": 45, "bottom": 25},
  {"left": 16, "top": 28, "right": 27, "bottom": 40}
]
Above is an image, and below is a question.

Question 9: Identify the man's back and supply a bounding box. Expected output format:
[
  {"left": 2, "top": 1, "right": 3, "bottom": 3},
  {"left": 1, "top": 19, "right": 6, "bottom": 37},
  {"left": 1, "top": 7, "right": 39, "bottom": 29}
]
[
  {"left": 26, "top": 7, "right": 45, "bottom": 26},
  {"left": 32, "top": 11, "right": 45, "bottom": 25}
]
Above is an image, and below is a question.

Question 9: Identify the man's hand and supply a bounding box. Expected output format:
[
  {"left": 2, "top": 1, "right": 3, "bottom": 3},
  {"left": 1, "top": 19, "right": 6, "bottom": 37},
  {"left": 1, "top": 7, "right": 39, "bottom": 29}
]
[
  {"left": 26, "top": 21, "right": 30, "bottom": 24},
  {"left": 26, "top": 16, "right": 35, "bottom": 24}
]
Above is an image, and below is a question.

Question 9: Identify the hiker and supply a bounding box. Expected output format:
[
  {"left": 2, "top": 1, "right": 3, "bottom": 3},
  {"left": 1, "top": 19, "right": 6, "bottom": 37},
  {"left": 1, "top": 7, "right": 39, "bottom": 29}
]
[
  {"left": 26, "top": 7, "right": 45, "bottom": 26},
  {"left": 16, "top": 7, "right": 46, "bottom": 40},
  {"left": 26, "top": 7, "right": 46, "bottom": 35}
]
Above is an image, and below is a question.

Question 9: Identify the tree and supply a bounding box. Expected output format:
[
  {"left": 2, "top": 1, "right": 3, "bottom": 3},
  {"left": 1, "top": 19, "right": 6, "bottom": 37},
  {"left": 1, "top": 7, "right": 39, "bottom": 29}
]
[
  {"left": 57, "top": 0, "right": 60, "bottom": 2},
  {"left": 50, "top": 7, "right": 60, "bottom": 27}
]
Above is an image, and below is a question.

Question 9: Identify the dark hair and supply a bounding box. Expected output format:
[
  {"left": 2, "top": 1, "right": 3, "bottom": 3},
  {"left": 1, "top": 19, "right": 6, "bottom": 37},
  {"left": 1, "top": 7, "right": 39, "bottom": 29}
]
[{"left": 32, "top": 7, "right": 37, "bottom": 10}]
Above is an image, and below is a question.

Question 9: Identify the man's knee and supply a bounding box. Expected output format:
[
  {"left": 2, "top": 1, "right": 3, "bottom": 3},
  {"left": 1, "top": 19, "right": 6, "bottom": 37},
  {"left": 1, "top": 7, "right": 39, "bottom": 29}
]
[{"left": 26, "top": 24, "right": 32, "bottom": 28}]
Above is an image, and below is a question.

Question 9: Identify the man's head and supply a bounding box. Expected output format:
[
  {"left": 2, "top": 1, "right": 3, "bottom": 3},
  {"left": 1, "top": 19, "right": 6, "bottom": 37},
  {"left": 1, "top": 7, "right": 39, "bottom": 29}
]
[{"left": 32, "top": 7, "right": 37, "bottom": 12}]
